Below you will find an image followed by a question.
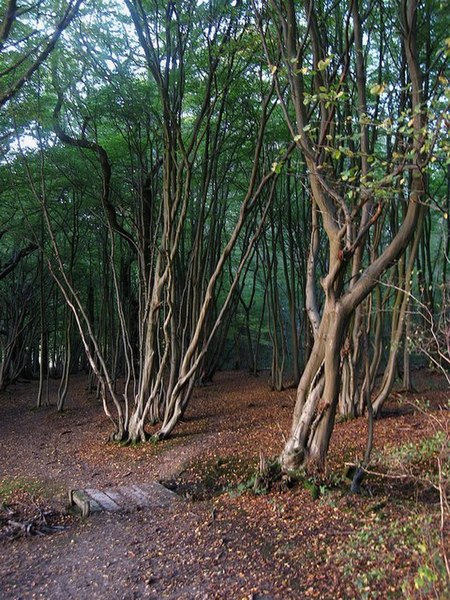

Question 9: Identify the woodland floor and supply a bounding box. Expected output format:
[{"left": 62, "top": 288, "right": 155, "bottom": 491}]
[{"left": 0, "top": 370, "right": 449, "bottom": 599}]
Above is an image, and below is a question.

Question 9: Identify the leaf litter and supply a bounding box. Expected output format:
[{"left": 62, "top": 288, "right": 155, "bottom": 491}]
[{"left": 0, "top": 370, "right": 448, "bottom": 598}]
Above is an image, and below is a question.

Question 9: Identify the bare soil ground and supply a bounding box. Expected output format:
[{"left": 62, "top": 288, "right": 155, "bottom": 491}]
[{"left": 0, "top": 370, "right": 448, "bottom": 599}]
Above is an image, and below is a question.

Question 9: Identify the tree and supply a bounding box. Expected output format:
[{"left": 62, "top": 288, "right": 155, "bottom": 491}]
[
  {"left": 256, "top": 0, "right": 448, "bottom": 472},
  {"left": 123, "top": 0, "right": 292, "bottom": 441},
  {"left": 0, "top": 0, "right": 83, "bottom": 108},
  {"left": 15, "top": 0, "right": 292, "bottom": 440}
]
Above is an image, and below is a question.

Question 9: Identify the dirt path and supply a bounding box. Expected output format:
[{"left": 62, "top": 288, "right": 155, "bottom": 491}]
[
  {"left": 0, "top": 371, "right": 448, "bottom": 598},
  {"left": 0, "top": 373, "right": 296, "bottom": 599}
]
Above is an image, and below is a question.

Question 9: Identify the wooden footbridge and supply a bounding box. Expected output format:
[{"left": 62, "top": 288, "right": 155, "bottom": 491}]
[{"left": 69, "top": 482, "right": 180, "bottom": 517}]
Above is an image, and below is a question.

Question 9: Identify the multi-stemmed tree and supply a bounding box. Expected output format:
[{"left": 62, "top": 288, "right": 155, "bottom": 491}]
[{"left": 256, "top": 0, "right": 448, "bottom": 471}]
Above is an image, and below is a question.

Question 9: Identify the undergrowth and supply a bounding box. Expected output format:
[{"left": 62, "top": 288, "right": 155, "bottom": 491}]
[
  {"left": 355, "top": 417, "right": 450, "bottom": 596},
  {"left": 0, "top": 476, "right": 47, "bottom": 504},
  {"left": 332, "top": 509, "right": 449, "bottom": 599},
  {"left": 229, "top": 453, "right": 345, "bottom": 499}
]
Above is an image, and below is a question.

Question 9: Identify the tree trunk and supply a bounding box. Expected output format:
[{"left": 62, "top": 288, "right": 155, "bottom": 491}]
[{"left": 281, "top": 301, "right": 349, "bottom": 472}]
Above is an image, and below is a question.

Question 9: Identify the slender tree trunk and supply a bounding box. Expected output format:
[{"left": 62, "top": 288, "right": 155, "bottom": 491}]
[
  {"left": 372, "top": 208, "right": 424, "bottom": 415},
  {"left": 57, "top": 311, "right": 72, "bottom": 411}
]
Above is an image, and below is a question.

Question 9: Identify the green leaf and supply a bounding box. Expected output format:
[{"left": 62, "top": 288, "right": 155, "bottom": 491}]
[
  {"left": 317, "top": 56, "right": 332, "bottom": 71},
  {"left": 370, "top": 83, "right": 386, "bottom": 96}
]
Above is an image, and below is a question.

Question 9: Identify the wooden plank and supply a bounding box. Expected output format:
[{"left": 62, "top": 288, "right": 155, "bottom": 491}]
[
  {"left": 140, "top": 482, "right": 180, "bottom": 503},
  {"left": 84, "top": 488, "right": 121, "bottom": 511},
  {"left": 126, "top": 483, "right": 155, "bottom": 505},
  {"left": 102, "top": 487, "right": 130, "bottom": 508},
  {"left": 68, "top": 482, "right": 180, "bottom": 516},
  {"left": 139, "top": 482, "right": 180, "bottom": 507},
  {"left": 116, "top": 485, "right": 149, "bottom": 507},
  {"left": 69, "top": 489, "right": 101, "bottom": 516},
  {"left": 69, "top": 489, "right": 90, "bottom": 517}
]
